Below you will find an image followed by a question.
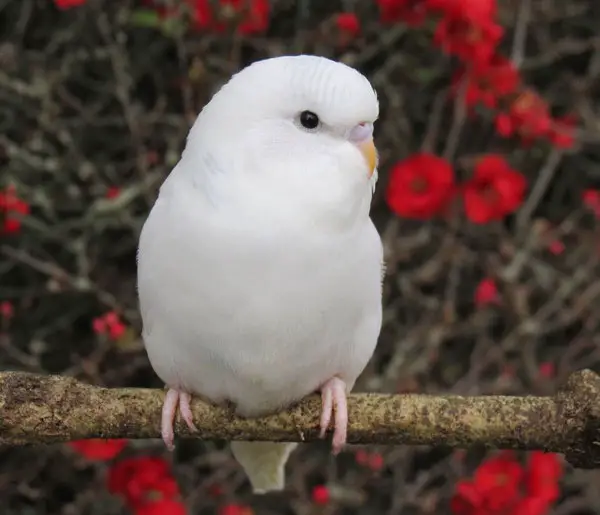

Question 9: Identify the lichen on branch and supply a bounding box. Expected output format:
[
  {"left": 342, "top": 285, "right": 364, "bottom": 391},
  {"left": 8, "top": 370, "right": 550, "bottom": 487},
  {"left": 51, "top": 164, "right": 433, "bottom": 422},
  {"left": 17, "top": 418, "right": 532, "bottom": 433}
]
[{"left": 1, "top": 369, "right": 599, "bottom": 468}]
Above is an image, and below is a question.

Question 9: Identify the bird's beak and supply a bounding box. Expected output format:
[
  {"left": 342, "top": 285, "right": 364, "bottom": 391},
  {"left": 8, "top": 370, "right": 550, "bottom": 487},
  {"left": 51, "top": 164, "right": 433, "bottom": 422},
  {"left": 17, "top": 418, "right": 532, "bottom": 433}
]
[
  {"left": 358, "top": 138, "right": 377, "bottom": 178},
  {"left": 349, "top": 122, "right": 377, "bottom": 177}
]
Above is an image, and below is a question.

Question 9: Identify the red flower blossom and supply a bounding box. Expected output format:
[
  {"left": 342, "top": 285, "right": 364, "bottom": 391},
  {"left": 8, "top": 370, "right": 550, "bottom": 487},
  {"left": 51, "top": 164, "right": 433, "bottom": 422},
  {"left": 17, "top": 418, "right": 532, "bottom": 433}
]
[
  {"left": 452, "top": 452, "right": 526, "bottom": 515},
  {"left": 495, "top": 90, "right": 552, "bottom": 144},
  {"left": 149, "top": 0, "right": 268, "bottom": 35},
  {"left": 472, "top": 452, "right": 524, "bottom": 511},
  {"left": 376, "top": 0, "right": 432, "bottom": 26},
  {"left": 453, "top": 55, "right": 520, "bottom": 109},
  {"left": 219, "top": 504, "right": 254, "bottom": 515},
  {"left": 583, "top": 189, "right": 600, "bottom": 218},
  {"left": 526, "top": 452, "right": 562, "bottom": 502},
  {"left": 463, "top": 155, "right": 526, "bottom": 223},
  {"left": 368, "top": 452, "right": 385, "bottom": 471},
  {"left": 452, "top": 452, "right": 562, "bottom": 515},
  {"left": 217, "top": 0, "right": 269, "bottom": 35},
  {"left": 108, "top": 456, "right": 180, "bottom": 509},
  {"left": 433, "top": 0, "right": 503, "bottom": 65},
  {"left": 106, "top": 186, "right": 120, "bottom": 199},
  {"left": 93, "top": 311, "right": 127, "bottom": 341},
  {"left": 511, "top": 496, "right": 553, "bottom": 515},
  {"left": 355, "top": 449, "right": 369, "bottom": 465},
  {"left": 385, "top": 153, "right": 456, "bottom": 220},
  {"left": 335, "top": 13, "right": 361, "bottom": 38},
  {"left": 548, "top": 114, "right": 577, "bottom": 149},
  {"left": 0, "top": 186, "right": 30, "bottom": 234},
  {"left": 311, "top": 485, "right": 330, "bottom": 504},
  {"left": 474, "top": 277, "right": 499, "bottom": 307},
  {"left": 136, "top": 499, "right": 187, "bottom": 515},
  {"left": 0, "top": 301, "right": 14, "bottom": 319},
  {"left": 69, "top": 439, "right": 128, "bottom": 461},
  {"left": 54, "top": 0, "right": 86, "bottom": 9},
  {"left": 450, "top": 481, "right": 483, "bottom": 515},
  {"left": 538, "top": 362, "right": 555, "bottom": 379}
]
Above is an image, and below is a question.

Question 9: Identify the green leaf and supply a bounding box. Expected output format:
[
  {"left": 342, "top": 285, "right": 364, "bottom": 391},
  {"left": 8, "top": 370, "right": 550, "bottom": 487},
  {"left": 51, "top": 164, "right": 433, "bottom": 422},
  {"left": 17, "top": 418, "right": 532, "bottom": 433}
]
[{"left": 129, "top": 9, "right": 161, "bottom": 28}]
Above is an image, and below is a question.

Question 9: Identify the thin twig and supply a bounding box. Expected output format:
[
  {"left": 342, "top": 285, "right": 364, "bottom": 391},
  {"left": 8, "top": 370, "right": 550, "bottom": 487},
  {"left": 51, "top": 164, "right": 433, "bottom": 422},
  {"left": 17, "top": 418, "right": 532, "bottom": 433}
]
[{"left": 511, "top": 0, "right": 531, "bottom": 68}]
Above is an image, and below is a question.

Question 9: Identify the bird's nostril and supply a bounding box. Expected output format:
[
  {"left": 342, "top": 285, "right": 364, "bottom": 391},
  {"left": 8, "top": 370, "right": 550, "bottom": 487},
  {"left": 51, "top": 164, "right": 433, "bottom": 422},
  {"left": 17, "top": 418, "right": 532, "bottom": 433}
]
[{"left": 349, "top": 122, "right": 373, "bottom": 143}]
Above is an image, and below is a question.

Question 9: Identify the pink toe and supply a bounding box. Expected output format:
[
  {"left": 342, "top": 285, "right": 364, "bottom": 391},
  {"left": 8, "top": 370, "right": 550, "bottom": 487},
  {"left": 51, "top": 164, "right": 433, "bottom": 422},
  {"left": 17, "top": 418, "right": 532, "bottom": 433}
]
[
  {"left": 319, "top": 377, "right": 349, "bottom": 452},
  {"left": 161, "top": 389, "right": 180, "bottom": 451},
  {"left": 331, "top": 403, "right": 348, "bottom": 454},
  {"left": 320, "top": 387, "right": 333, "bottom": 438},
  {"left": 179, "top": 392, "right": 198, "bottom": 432}
]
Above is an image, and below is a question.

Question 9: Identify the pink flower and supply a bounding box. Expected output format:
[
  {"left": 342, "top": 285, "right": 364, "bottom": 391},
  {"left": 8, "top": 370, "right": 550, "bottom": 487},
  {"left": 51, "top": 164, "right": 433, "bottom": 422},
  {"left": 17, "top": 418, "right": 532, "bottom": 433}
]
[
  {"left": 474, "top": 278, "right": 500, "bottom": 306},
  {"left": 92, "top": 311, "right": 127, "bottom": 341},
  {"left": 54, "top": 0, "right": 86, "bottom": 9},
  {"left": 311, "top": 485, "right": 330, "bottom": 504},
  {"left": 106, "top": 186, "right": 120, "bottom": 199},
  {"left": 0, "top": 301, "right": 14, "bottom": 319},
  {"left": 538, "top": 362, "right": 555, "bottom": 379}
]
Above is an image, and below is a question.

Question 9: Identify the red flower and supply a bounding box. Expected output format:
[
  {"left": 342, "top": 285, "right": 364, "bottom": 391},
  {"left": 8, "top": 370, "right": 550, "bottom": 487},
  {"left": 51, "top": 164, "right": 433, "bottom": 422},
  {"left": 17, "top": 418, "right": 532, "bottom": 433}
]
[
  {"left": 495, "top": 90, "right": 552, "bottom": 144},
  {"left": 433, "top": 0, "right": 503, "bottom": 65},
  {"left": 453, "top": 55, "right": 520, "bottom": 109},
  {"left": 463, "top": 155, "right": 526, "bottom": 223},
  {"left": 547, "top": 239, "right": 564, "bottom": 255},
  {"left": 92, "top": 311, "right": 127, "bottom": 341},
  {"left": 583, "top": 189, "right": 600, "bottom": 218},
  {"left": 474, "top": 277, "right": 499, "bottom": 307},
  {"left": 368, "top": 452, "right": 385, "bottom": 471},
  {"left": 136, "top": 499, "right": 187, "bottom": 515},
  {"left": 0, "top": 186, "right": 30, "bottom": 234},
  {"left": 108, "top": 457, "right": 180, "bottom": 509},
  {"left": 452, "top": 451, "right": 562, "bottom": 515},
  {"left": 54, "top": 0, "right": 86, "bottom": 9},
  {"left": 149, "top": 0, "right": 268, "bottom": 35},
  {"left": 355, "top": 449, "right": 369, "bottom": 465},
  {"left": 335, "top": 13, "right": 361, "bottom": 38},
  {"left": 471, "top": 452, "right": 524, "bottom": 512},
  {"left": 69, "top": 439, "right": 128, "bottom": 461},
  {"left": 385, "top": 153, "right": 456, "bottom": 220},
  {"left": 215, "top": 0, "right": 270, "bottom": 35},
  {"left": 511, "top": 496, "right": 553, "bottom": 515},
  {"left": 106, "top": 186, "right": 120, "bottom": 199},
  {"left": 526, "top": 452, "right": 562, "bottom": 502},
  {"left": 376, "top": 0, "right": 432, "bottom": 26},
  {"left": 548, "top": 114, "right": 577, "bottom": 149},
  {"left": 311, "top": 485, "right": 330, "bottom": 505},
  {"left": 0, "top": 301, "right": 14, "bottom": 319},
  {"left": 450, "top": 480, "right": 483, "bottom": 515},
  {"left": 219, "top": 504, "right": 254, "bottom": 515}
]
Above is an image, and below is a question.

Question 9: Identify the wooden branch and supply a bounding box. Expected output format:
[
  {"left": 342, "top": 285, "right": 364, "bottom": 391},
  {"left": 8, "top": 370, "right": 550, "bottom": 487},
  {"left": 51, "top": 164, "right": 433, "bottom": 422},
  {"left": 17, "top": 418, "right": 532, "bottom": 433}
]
[{"left": 1, "top": 370, "right": 600, "bottom": 468}]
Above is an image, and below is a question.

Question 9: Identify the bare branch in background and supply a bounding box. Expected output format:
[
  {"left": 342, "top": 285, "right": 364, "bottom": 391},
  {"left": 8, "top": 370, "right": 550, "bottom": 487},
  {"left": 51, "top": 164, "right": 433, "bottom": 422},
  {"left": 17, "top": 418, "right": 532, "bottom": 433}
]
[{"left": 1, "top": 370, "right": 600, "bottom": 469}]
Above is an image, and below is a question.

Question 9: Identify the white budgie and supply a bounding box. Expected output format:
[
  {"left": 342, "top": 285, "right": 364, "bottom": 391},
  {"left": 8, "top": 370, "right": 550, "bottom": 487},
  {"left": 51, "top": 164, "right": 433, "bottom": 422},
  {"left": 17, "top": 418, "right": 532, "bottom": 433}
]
[{"left": 137, "top": 54, "right": 383, "bottom": 493}]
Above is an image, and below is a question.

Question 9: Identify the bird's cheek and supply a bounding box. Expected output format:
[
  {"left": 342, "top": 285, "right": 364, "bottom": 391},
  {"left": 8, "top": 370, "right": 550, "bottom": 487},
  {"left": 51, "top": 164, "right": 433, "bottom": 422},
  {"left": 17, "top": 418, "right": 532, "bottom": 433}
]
[{"left": 357, "top": 139, "right": 378, "bottom": 178}]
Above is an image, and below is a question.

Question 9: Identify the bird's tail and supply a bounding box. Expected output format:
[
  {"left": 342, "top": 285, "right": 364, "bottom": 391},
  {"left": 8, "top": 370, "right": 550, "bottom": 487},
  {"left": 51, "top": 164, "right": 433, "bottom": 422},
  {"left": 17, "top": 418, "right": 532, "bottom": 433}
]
[{"left": 230, "top": 441, "right": 298, "bottom": 494}]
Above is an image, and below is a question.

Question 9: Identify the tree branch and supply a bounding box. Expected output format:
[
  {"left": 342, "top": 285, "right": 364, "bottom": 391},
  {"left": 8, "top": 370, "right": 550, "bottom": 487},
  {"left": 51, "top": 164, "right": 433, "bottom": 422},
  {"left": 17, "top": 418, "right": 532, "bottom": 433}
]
[{"left": 2, "top": 370, "right": 600, "bottom": 468}]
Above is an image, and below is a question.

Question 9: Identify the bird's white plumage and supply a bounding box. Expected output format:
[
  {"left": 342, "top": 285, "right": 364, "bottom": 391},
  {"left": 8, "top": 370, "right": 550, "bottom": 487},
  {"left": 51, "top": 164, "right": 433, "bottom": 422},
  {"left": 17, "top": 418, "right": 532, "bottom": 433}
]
[{"left": 137, "top": 54, "right": 383, "bottom": 492}]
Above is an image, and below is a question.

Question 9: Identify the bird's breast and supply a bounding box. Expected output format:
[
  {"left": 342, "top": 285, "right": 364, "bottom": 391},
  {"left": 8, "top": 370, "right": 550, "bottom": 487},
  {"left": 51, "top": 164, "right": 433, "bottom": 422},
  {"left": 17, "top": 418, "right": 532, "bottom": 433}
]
[{"left": 138, "top": 191, "right": 382, "bottom": 416}]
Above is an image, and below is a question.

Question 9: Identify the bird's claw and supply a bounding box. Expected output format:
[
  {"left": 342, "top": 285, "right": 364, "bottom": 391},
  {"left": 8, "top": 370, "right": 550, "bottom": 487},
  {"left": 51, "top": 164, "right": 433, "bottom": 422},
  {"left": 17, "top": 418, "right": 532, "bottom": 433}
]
[
  {"left": 319, "top": 377, "right": 348, "bottom": 455},
  {"left": 161, "top": 388, "right": 198, "bottom": 451}
]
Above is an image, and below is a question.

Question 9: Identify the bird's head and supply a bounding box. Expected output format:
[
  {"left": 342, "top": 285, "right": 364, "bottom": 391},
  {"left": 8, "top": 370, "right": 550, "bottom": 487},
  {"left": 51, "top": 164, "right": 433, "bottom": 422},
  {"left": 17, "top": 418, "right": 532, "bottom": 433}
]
[{"left": 177, "top": 55, "right": 380, "bottom": 227}]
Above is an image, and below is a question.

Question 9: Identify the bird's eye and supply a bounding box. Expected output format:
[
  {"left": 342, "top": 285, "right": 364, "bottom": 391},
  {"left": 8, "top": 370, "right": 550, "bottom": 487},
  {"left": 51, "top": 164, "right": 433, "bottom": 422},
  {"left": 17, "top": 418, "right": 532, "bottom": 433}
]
[{"left": 299, "top": 110, "right": 320, "bottom": 130}]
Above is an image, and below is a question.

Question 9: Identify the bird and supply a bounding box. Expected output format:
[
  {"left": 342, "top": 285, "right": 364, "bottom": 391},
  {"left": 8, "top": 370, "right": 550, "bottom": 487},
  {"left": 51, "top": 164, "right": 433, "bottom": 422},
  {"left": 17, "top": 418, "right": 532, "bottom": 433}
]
[{"left": 136, "top": 54, "right": 383, "bottom": 494}]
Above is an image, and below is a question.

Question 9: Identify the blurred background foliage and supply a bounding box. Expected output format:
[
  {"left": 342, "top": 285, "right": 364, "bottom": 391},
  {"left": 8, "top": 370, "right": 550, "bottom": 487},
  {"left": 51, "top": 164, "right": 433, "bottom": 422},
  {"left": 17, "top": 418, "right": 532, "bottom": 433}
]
[{"left": 1, "top": 0, "right": 600, "bottom": 513}]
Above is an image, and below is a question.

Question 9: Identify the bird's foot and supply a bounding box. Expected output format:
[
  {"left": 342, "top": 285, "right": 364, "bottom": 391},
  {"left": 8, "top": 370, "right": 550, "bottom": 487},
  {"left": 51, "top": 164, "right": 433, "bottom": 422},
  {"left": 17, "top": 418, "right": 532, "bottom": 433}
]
[
  {"left": 318, "top": 376, "right": 348, "bottom": 455},
  {"left": 161, "top": 388, "right": 198, "bottom": 451}
]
